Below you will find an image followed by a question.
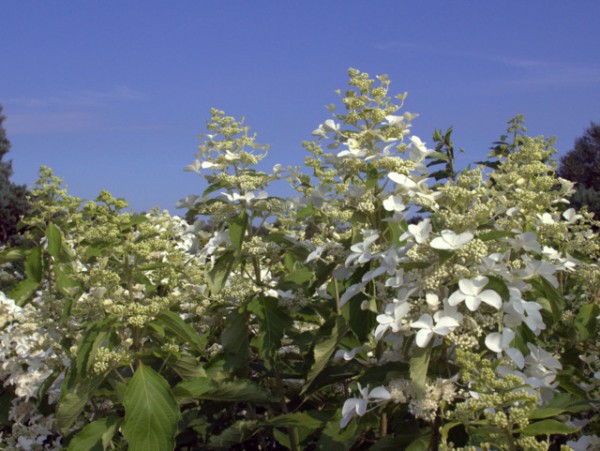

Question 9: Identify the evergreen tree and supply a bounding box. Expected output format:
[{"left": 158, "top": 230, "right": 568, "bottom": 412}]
[
  {"left": 558, "top": 122, "right": 600, "bottom": 218},
  {"left": 0, "top": 104, "right": 29, "bottom": 244}
]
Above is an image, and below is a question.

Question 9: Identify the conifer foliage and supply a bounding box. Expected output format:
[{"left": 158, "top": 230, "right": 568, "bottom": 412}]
[{"left": 0, "top": 104, "right": 28, "bottom": 244}]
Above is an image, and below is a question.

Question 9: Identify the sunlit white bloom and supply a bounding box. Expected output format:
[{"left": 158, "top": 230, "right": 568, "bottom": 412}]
[
  {"left": 536, "top": 212, "right": 555, "bottom": 225},
  {"left": 408, "top": 136, "right": 433, "bottom": 162},
  {"left": 334, "top": 346, "right": 367, "bottom": 361},
  {"left": 202, "top": 230, "right": 230, "bottom": 256},
  {"left": 448, "top": 276, "right": 502, "bottom": 311},
  {"left": 503, "top": 287, "right": 545, "bottom": 335},
  {"left": 340, "top": 384, "right": 391, "bottom": 428},
  {"left": 375, "top": 299, "right": 410, "bottom": 340},
  {"left": 566, "top": 435, "right": 600, "bottom": 451},
  {"left": 223, "top": 150, "right": 241, "bottom": 161},
  {"left": 505, "top": 231, "right": 541, "bottom": 254},
  {"left": 184, "top": 159, "right": 203, "bottom": 173},
  {"left": 384, "top": 115, "right": 405, "bottom": 126},
  {"left": 425, "top": 293, "right": 440, "bottom": 308},
  {"left": 345, "top": 231, "right": 379, "bottom": 267},
  {"left": 485, "top": 327, "right": 525, "bottom": 369},
  {"left": 176, "top": 194, "right": 199, "bottom": 209},
  {"left": 524, "top": 343, "right": 562, "bottom": 388},
  {"left": 519, "top": 259, "right": 559, "bottom": 288},
  {"left": 382, "top": 195, "right": 406, "bottom": 212},
  {"left": 430, "top": 230, "right": 474, "bottom": 251},
  {"left": 478, "top": 252, "right": 511, "bottom": 280},
  {"left": 563, "top": 208, "right": 583, "bottom": 224},
  {"left": 312, "top": 119, "right": 340, "bottom": 137},
  {"left": 410, "top": 312, "right": 460, "bottom": 348},
  {"left": 221, "top": 190, "right": 268, "bottom": 204},
  {"left": 400, "top": 218, "right": 431, "bottom": 244},
  {"left": 337, "top": 146, "right": 367, "bottom": 159}
]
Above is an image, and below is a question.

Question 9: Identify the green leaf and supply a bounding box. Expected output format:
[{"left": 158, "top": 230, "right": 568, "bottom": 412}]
[
  {"left": 574, "top": 304, "right": 598, "bottom": 341},
  {"left": 173, "top": 377, "right": 216, "bottom": 404},
  {"left": 208, "top": 251, "right": 235, "bottom": 294},
  {"left": 221, "top": 308, "right": 250, "bottom": 374},
  {"left": 11, "top": 278, "right": 40, "bottom": 306},
  {"left": 228, "top": 211, "right": 248, "bottom": 252},
  {"left": 366, "top": 165, "right": 379, "bottom": 190},
  {"left": 199, "top": 380, "right": 276, "bottom": 403},
  {"left": 405, "top": 435, "right": 430, "bottom": 451},
  {"left": 67, "top": 416, "right": 121, "bottom": 451},
  {"left": 46, "top": 223, "right": 63, "bottom": 259},
  {"left": 529, "top": 393, "right": 591, "bottom": 420},
  {"left": 203, "top": 181, "right": 227, "bottom": 198},
  {"left": 169, "top": 354, "right": 207, "bottom": 380},
  {"left": 521, "top": 419, "right": 580, "bottom": 436},
  {"left": 122, "top": 364, "right": 181, "bottom": 451},
  {"left": 297, "top": 203, "right": 315, "bottom": 219},
  {"left": 410, "top": 344, "right": 431, "bottom": 393},
  {"left": 153, "top": 310, "right": 206, "bottom": 354},
  {"left": 269, "top": 412, "right": 325, "bottom": 429},
  {"left": 175, "top": 378, "right": 276, "bottom": 404},
  {"left": 248, "top": 297, "right": 293, "bottom": 362},
  {"left": 303, "top": 316, "right": 347, "bottom": 394},
  {"left": 25, "top": 245, "right": 43, "bottom": 281},
  {"left": 207, "top": 420, "right": 260, "bottom": 449},
  {"left": 57, "top": 376, "right": 104, "bottom": 434},
  {"left": 285, "top": 267, "right": 313, "bottom": 285}
]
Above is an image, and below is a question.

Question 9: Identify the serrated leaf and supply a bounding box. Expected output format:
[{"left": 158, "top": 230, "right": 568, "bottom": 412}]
[
  {"left": 67, "top": 415, "right": 121, "bottom": 451},
  {"left": 202, "top": 181, "right": 227, "bottom": 198},
  {"left": 208, "top": 251, "right": 235, "bottom": 294},
  {"left": 173, "top": 377, "right": 216, "bottom": 404},
  {"left": 199, "top": 380, "right": 276, "bottom": 403},
  {"left": 221, "top": 308, "right": 250, "bottom": 374},
  {"left": 269, "top": 412, "right": 325, "bottom": 429},
  {"left": 285, "top": 267, "right": 313, "bottom": 285},
  {"left": 153, "top": 310, "right": 206, "bottom": 354},
  {"left": 207, "top": 419, "right": 260, "bottom": 449},
  {"left": 228, "top": 211, "right": 248, "bottom": 252},
  {"left": 122, "top": 364, "right": 181, "bottom": 451},
  {"left": 410, "top": 344, "right": 431, "bottom": 393},
  {"left": 11, "top": 278, "right": 40, "bottom": 306},
  {"left": 46, "top": 223, "right": 63, "bottom": 259},
  {"left": 303, "top": 316, "right": 347, "bottom": 394},
  {"left": 248, "top": 297, "right": 292, "bottom": 362},
  {"left": 57, "top": 376, "right": 104, "bottom": 434},
  {"left": 521, "top": 419, "right": 580, "bottom": 436},
  {"left": 529, "top": 393, "right": 591, "bottom": 420},
  {"left": 574, "top": 304, "right": 598, "bottom": 341}
]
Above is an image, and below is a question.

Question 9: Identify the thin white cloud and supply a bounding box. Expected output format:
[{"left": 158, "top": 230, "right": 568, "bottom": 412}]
[
  {"left": 376, "top": 41, "right": 600, "bottom": 87},
  {"left": 5, "top": 112, "right": 97, "bottom": 134},
  {"left": 6, "top": 86, "right": 144, "bottom": 110}
]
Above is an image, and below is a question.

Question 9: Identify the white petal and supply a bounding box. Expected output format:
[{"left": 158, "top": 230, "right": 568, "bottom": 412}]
[
  {"left": 415, "top": 329, "right": 433, "bottom": 348},
  {"left": 485, "top": 332, "right": 503, "bottom": 353},
  {"left": 480, "top": 290, "right": 502, "bottom": 309},
  {"left": 410, "top": 314, "right": 433, "bottom": 329},
  {"left": 368, "top": 387, "right": 392, "bottom": 400}
]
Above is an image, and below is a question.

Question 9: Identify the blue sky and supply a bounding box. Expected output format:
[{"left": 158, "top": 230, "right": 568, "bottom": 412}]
[{"left": 2, "top": 1, "right": 599, "bottom": 213}]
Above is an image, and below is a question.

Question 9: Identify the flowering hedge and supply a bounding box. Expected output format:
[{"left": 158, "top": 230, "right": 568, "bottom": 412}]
[{"left": 1, "top": 69, "right": 599, "bottom": 450}]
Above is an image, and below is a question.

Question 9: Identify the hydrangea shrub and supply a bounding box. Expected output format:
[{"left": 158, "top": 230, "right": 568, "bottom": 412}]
[{"left": 1, "top": 69, "right": 599, "bottom": 450}]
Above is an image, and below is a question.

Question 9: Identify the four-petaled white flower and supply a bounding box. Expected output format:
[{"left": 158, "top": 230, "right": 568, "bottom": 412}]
[
  {"left": 410, "top": 312, "right": 460, "bottom": 348},
  {"left": 448, "top": 276, "right": 502, "bottom": 311},
  {"left": 221, "top": 190, "right": 268, "bottom": 204},
  {"left": 430, "top": 230, "right": 474, "bottom": 250},
  {"left": 562, "top": 208, "right": 582, "bottom": 224},
  {"left": 485, "top": 327, "right": 525, "bottom": 369},
  {"left": 340, "top": 384, "right": 391, "bottom": 428},
  {"left": 345, "top": 231, "right": 379, "bottom": 267},
  {"left": 382, "top": 195, "right": 406, "bottom": 212},
  {"left": 400, "top": 218, "right": 431, "bottom": 244},
  {"left": 375, "top": 299, "right": 411, "bottom": 340},
  {"left": 312, "top": 119, "right": 340, "bottom": 137}
]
